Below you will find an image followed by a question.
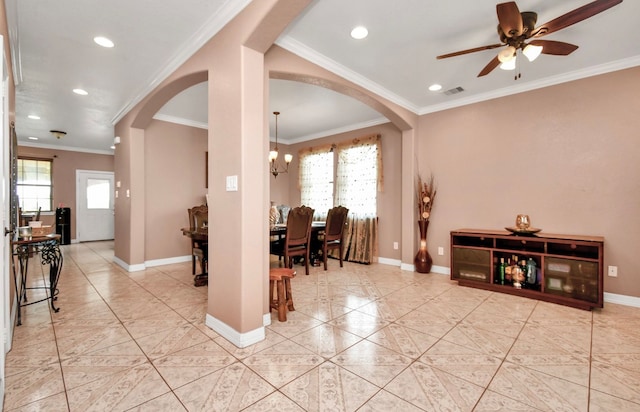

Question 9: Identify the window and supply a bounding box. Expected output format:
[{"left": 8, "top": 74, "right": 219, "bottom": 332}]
[
  {"left": 17, "top": 158, "right": 53, "bottom": 212},
  {"left": 335, "top": 136, "right": 381, "bottom": 218},
  {"left": 299, "top": 149, "right": 333, "bottom": 218},
  {"left": 298, "top": 135, "right": 382, "bottom": 217}
]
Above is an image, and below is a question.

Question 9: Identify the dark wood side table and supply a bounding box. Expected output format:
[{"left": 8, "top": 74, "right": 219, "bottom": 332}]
[{"left": 11, "top": 234, "right": 63, "bottom": 325}]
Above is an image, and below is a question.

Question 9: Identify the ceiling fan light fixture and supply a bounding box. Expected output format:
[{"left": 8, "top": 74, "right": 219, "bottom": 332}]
[
  {"left": 499, "top": 58, "right": 517, "bottom": 71},
  {"left": 50, "top": 130, "right": 67, "bottom": 139},
  {"left": 497, "top": 46, "right": 516, "bottom": 63},
  {"left": 523, "top": 44, "right": 543, "bottom": 62}
]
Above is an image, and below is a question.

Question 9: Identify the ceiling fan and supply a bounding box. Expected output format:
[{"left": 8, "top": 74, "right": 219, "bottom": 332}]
[{"left": 437, "top": 0, "right": 623, "bottom": 77}]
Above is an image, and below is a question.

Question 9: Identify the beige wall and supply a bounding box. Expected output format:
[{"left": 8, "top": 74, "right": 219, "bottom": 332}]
[
  {"left": 16, "top": 146, "right": 114, "bottom": 240},
  {"left": 268, "top": 142, "right": 292, "bottom": 206},
  {"left": 418, "top": 66, "right": 640, "bottom": 297},
  {"left": 144, "top": 119, "right": 207, "bottom": 261}
]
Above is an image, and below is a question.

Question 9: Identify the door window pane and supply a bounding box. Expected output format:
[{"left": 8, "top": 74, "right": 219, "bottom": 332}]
[{"left": 87, "top": 178, "right": 111, "bottom": 209}]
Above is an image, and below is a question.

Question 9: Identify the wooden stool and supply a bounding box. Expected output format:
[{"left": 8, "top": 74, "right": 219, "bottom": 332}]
[{"left": 269, "top": 268, "right": 296, "bottom": 322}]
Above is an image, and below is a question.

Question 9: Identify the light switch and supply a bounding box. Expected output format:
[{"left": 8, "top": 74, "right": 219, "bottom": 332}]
[
  {"left": 226, "top": 175, "right": 238, "bottom": 191},
  {"left": 126, "top": 189, "right": 130, "bottom": 198}
]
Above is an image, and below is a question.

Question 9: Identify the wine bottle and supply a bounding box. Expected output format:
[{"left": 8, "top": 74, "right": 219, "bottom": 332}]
[
  {"left": 498, "top": 258, "right": 505, "bottom": 285},
  {"left": 526, "top": 258, "right": 537, "bottom": 286}
]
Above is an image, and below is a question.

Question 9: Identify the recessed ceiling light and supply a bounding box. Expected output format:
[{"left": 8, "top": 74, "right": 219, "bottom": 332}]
[
  {"left": 94, "top": 36, "right": 114, "bottom": 48},
  {"left": 350, "top": 26, "right": 368, "bottom": 40},
  {"left": 73, "top": 88, "right": 88, "bottom": 95},
  {"left": 428, "top": 84, "right": 443, "bottom": 92},
  {"left": 28, "top": 114, "right": 40, "bottom": 120},
  {"left": 28, "top": 136, "right": 38, "bottom": 140}
]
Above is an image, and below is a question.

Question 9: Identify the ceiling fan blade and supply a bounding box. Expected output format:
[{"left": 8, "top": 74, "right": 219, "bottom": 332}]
[
  {"left": 437, "top": 44, "right": 503, "bottom": 59},
  {"left": 529, "top": 40, "right": 579, "bottom": 55},
  {"left": 532, "top": 0, "right": 623, "bottom": 37},
  {"left": 497, "top": 2, "right": 524, "bottom": 37},
  {"left": 478, "top": 56, "right": 501, "bottom": 77}
]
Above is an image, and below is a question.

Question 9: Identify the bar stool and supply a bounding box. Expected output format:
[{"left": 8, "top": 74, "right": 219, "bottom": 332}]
[{"left": 269, "top": 268, "right": 296, "bottom": 322}]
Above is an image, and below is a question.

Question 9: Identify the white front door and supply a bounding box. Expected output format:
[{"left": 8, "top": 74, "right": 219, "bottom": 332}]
[{"left": 76, "top": 170, "right": 114, "bottom": 242}]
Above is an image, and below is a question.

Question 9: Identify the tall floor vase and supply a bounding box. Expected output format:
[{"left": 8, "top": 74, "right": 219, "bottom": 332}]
[{"left": 414, "top": 220, "right": 433, "bottom": 273}]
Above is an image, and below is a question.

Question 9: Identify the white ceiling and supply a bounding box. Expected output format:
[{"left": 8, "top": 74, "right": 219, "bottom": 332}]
[{"left": 8, "top": 0, "right": 640, "bottom": 153}]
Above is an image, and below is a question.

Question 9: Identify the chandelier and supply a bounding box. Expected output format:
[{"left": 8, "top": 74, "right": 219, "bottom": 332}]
[{"left": 268, "top": 111, "right": 292, "bottom": 178}]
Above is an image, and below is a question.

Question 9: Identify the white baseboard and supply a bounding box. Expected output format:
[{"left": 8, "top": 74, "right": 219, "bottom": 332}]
[
  {"left": 114, "top": 255, "right": 191, "bottom": 271},
  {"left": 263, "top": 313, "right": 271, "bottom": 327},
  {"left": 377, "top": 257, "right": 401, "bottom": 267},
  {"left": 604, "top": 292, "right": 640, "bottom": 308},
  {"left": 431, "top": 265, "right": 450, "bottom": 276},
  {"left": 205, "top": 313, "right": 265, "bottom": 348},
  {"left": 391, "top": 259, "right": 449, "bottom": 276},
  {"left": 145, "top": 255, "right": 191, "bottom": 267},
  {"left": 113, "top": 255, "right": 146, "bottom": 272}
]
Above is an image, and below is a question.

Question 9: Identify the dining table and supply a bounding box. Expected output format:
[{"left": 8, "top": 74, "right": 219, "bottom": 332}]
[
  {"left": 181, "top": 227, "right": 208, "bottom": 286},
  {"left": 270, "top": 221, "right": 326, "bottom": 266}
]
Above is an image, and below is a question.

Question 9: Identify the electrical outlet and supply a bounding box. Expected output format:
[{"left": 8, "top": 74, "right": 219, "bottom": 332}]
[
  {"left": 393, "top": 242, "right": 399, "bottom": 250},
  {"left": 438, "top": 246, "right": 444, "bottom": 256},
  {"left": 608, "top": 266, "right": 618, "bottom": 277}
]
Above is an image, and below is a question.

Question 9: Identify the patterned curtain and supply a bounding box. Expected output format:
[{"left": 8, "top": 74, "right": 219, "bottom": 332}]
[
  {"left": 334, "top": 135, "right": 382, "bottom": 264},
  {"left": 340, "top": 215, "right": 378, "bottom": 264},
  {"left": 298, "top": 144, "right": 334, "bottom": 220}
]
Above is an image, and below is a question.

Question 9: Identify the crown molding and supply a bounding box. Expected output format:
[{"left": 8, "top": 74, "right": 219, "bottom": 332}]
[
  {"left": 421, "top": 56, "right": 640, "bottom": 115},
  {"left": 5, "top": 0, "right": 23, "bottom": 86},
  {"left": 18, "top": 141, "right": 114, "bottom": 156},
  {"left": 111, "top": 0, "right": 252, "bottom": 126},
  {"left": 276, "top": 36, "right": 420, "bottom": 114},
  {"left": 281, "top": 116, "right": 389, "bottom": 145},
  {"left": 153, "top": 113, "right": 208, "bottom": 130}
]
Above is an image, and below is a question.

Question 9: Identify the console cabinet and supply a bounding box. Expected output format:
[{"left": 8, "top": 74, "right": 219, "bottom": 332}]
[{"left": 450, "top": 229, "right": 604, "bottom": 310}]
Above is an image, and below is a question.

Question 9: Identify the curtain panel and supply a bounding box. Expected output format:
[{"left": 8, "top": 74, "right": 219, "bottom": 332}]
[
  {"left": 336, "top": 215, "right": 378, "bottom": 264},
  {"left": 334, "top": 134, "right": 382, "bottom": 264},
  {"left": 298, "top": 135, "right": 382, "bottom": 264}
]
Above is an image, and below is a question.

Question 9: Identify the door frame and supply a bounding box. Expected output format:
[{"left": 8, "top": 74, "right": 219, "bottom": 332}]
[{"left": 1, "top": 34, "right": 10, "bottom": 407}]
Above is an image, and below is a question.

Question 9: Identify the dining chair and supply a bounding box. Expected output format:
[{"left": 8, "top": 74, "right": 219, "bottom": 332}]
[
  {"left": 271, "top": 205, "right": 314, "bottom": 276},
  {"left": 321, "top": 205, "right": 349, "bottom": 270},
  {"left": 188, "top": 205, "right": 208, "bottom": 276}
]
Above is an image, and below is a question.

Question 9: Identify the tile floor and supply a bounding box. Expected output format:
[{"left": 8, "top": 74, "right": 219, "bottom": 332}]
[{"left": 4, "top": 241, "right": 640, "bottom": 411}]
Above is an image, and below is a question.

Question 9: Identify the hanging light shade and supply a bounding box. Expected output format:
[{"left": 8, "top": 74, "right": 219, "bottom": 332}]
[
  {"left": 500, "top": 57, "right": 517, "bottom": 70},
  {"left": 269, "top": 111, "right": 292, "bottom": 178},
  {"left": 497, "top": 45, "right": 516, "bottom": 63},
  {"left": 523, "top": 43, "right": 543, "bottom": 62}
]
